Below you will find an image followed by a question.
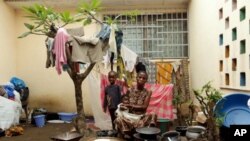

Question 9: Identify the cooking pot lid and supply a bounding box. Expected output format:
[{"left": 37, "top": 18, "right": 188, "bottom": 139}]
[{"left": 136, "top": 127, "right": 161, "bottom": 135}]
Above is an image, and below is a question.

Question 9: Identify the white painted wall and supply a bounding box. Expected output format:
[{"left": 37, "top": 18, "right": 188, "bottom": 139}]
[
  {"left": 188, "top": 0, "right": 220, "bottom": 91},
  {"left": 0, "top": 1, "right": 17, "bottom": 83},
  {"left": 218, "top": 0, "right": 250, "bottom": 94}
]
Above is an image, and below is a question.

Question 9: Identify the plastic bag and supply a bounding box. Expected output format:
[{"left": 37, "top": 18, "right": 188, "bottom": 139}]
[{"left": 10, "top": 77, "right": 26, "bottom": 91}]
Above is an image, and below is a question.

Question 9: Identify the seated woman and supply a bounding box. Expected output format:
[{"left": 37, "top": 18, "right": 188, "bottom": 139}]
[{"left": 114, "top": 71, "right": 157, "bottom": 138}]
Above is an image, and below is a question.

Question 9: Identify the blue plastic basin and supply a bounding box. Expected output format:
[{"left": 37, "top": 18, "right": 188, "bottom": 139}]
[
  {"left": 214, "top": 93, "right": 250, "bottom": 127},
  {"left": 58, "top": 112, "right": 77, "bottom": 122}
]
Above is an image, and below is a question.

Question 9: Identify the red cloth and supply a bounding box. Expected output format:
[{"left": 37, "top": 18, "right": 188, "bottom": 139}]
[{"left": 145, "top": 83, "right": 174, "bottom": 120}]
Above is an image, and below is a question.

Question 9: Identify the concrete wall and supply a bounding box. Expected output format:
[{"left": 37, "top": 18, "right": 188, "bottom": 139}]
[
  {"left": 0, "top": 1, "right": 17, "bottom": 82},
  {"left": 218, "top": 0, "right": 250, "bottom": 94},
  {"left": 188, "top": 0, "right": 220, "bottom": 91}
]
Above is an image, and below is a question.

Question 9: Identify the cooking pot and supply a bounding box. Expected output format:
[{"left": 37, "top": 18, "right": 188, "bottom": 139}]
[
  {"left": 50, "top": 131, "right": 83, "bottom": 141},
  {"left": 175, "top": 126, "right": 187, "bottom": 136},
  {"left": 186, "top": 126, "right": 206, "bottom": 139},
  {"left": 135, "top": 127, "right": 161, "bottom": 140},
  {"left": 161, "top": 131, "right": 180, "bottom": 141},
  {"left": 87, "top": 137, "right": 124, "bottom": 141},
  {"left": 133, "top": 133, "right": 161, "bottom": 141}
]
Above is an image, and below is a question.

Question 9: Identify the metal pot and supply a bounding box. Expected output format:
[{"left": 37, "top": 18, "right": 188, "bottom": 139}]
[
  {"left": 175, "top": 126, "right": 187, "bottom": 136},
  {"left": 186, "top": 126, "right": 206, "bottom": 140},
  {"left": 50, "top": 131, "right": 83, "bottom": 141},
  {"left": 135, "top": 127, "right": 161, "bottom": 140},
  {"left": 161, "top": 131, "right": 180, "bottom": 141}
]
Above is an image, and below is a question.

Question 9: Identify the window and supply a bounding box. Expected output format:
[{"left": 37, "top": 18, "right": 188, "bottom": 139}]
[
  {"left": 232, "top": 58, "right": 237, "bottom": 71},
  {"left": 220, "top": 60, "right": 223, "bottom": 72},
  {"left": 225, "top": 45, "right": 230, "bottom": 58},
  {"left": 240, "top": 39, "right": 246, "bottom": 54},
  {"left": 104, "top": 12, "right": 188, "bottom": 59},
  {"left": 232, "top": 28, "right": 237, "bottom": 41},
  {"left": 225, "top": 73, "right": 230, "bottom": 85},
  {"left": 219, "top": 8, "right": 223, "bottom": 20},
  {"left": 225, "top": 17, "right": 229, "bottom": 29},
  {"left": 240, "top": 7, "right": 246, "bottom": 21},
  {"left": 219, "top": 34, "right": 223, "bottom": 45},
  {"left": 232, "top": 0, "right": 237, "bottom": 11},
  {"left": 240, "top": 72, "right": 246, "bottom": 86}
]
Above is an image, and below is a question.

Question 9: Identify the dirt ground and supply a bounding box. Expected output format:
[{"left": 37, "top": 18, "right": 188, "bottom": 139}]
[
  {"left": 0, "top": 122, "right": 190, "bottom": 141},
  {"left": 0, "top": 123, "right": 97, "bottom": 141}
]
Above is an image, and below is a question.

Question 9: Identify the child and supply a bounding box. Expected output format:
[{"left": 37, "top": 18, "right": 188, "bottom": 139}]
[{"left": 103, "top": 71, "right": 122, "bottom": 130}]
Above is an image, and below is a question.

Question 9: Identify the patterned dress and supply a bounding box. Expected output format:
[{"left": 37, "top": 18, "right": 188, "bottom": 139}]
[{"left": 114, "top": 88, "right": 157, "bottom": 134}]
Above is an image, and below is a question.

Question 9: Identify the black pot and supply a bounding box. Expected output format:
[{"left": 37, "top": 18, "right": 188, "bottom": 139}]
[
  {"left": 135, "top": 127, "right": 161, "bottom": 140},
  {"left": 175, "top": 126, "right": 187, "bottom": 136},
  {"left": 0, "top": 129, "right": 5, "bottom": 137}
]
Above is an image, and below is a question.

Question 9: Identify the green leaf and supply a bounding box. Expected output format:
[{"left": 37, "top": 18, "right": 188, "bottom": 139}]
[
  {"left": 24, "top": 23, "right": 34, "bottom": 30},
  {"left": 91, "top": 0, "right": 101, "bottom": 10},
  {"left": 60, "top": 11, "right": 73, "bottom": 23},
  {"left": 83, "top": 18, "right": 92, "bottom": 26},
  {"left": 18, "top": 32, "right": 31, "bottom": 38}
]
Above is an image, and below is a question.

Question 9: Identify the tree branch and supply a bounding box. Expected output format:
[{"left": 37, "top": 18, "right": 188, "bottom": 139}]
[
  {"left": 30, "top": 32, "right": 47, "bottom": 36},
  {"left": 85, "top": 10, "right": 103, "bottom": 25},
  {"left": 79, "top": 63, "right": 96, "bottom": 81}
]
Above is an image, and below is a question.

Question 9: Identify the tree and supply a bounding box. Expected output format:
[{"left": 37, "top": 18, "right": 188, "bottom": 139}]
[
  {"left": 19, "top": 0, "right": 104, "bottom": 134},
  {"left": 193, "top": 81, "right": 222, "bottom": 141},
  {"left": 19, "top": 0, "right": 138, "bottom": 134}
]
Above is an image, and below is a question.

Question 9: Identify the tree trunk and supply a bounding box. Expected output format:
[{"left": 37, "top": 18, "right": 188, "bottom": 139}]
[
  {"left": 67, "top": 63, "right": 95, "bottom": 134},
  {"left": 73, "top": 77, "right": 86, "bottom": 134}
]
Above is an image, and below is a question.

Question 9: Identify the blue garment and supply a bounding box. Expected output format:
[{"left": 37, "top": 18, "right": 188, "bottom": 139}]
[
  {"left": 96, "top": 24, "right": 111, "bottom": 41},
  {"left": 4, "top": 85, "right": 15, "bottom": 99}
]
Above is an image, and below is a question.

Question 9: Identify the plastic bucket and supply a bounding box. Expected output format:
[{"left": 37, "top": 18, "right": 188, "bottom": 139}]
[
  {"left": 33, "top": 114, "right": 46, "bottom": 127},
  {"left": 157, "top": 118, "right": 170, "bottom": 134}
]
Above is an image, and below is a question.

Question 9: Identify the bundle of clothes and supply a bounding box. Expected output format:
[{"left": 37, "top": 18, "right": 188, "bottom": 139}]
[{"left": 0, "top": 77, "right": 27, "bottom": 136}]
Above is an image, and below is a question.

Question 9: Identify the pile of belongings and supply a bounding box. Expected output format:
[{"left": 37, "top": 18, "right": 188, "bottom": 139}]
[{"left": 0, "top": 77, "right": 26, "bottom": 133}]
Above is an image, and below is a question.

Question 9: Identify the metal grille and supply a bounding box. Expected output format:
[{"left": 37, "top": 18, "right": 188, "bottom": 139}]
[{"left": 105, "top": 12, "right": 188, "bottom": 59}]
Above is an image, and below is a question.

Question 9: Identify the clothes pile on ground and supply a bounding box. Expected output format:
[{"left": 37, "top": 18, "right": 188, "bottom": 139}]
[{"left": 0, "top": 77, "right": 27, "bottom": 137}]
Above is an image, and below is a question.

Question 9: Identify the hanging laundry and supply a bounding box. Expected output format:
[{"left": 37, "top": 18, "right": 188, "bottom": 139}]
[
  {"left": 45, "top": 37, "right": 55, "bottom": 68},
  {"left": 115, "top": 29, "right": 123, "bottom": 55},
  {"left": 156, "top": 62, "right": 173, "bottom": 84},
  {"left": 108, "top": 24, "right": 117, "bottom": 55},
  {"left": 68, "top": 35, "right": 109, "bottom": 64},
  {"left": 96, "top": 24, "right": 111, "bottom": 41},
  {"left": 146, "top": 61, "right": 156, "bottom": 84},
  {"left": 66, "top": 26, "right": 84, "bottom": 37},
  {"left": 145, "top": 83, "right": 174, "bottom": 119},
  {"left": 121, "top": 45, "right": 138, "bottom": 72},
  {"left": 102, "top": 51, "right": 110, "bottom": 69},
  {"left": 171, "top": 61, "right": 181, "bottom": 72},
  {"left": 53, "top": 28, "right": 69, "bottom": 75}
]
